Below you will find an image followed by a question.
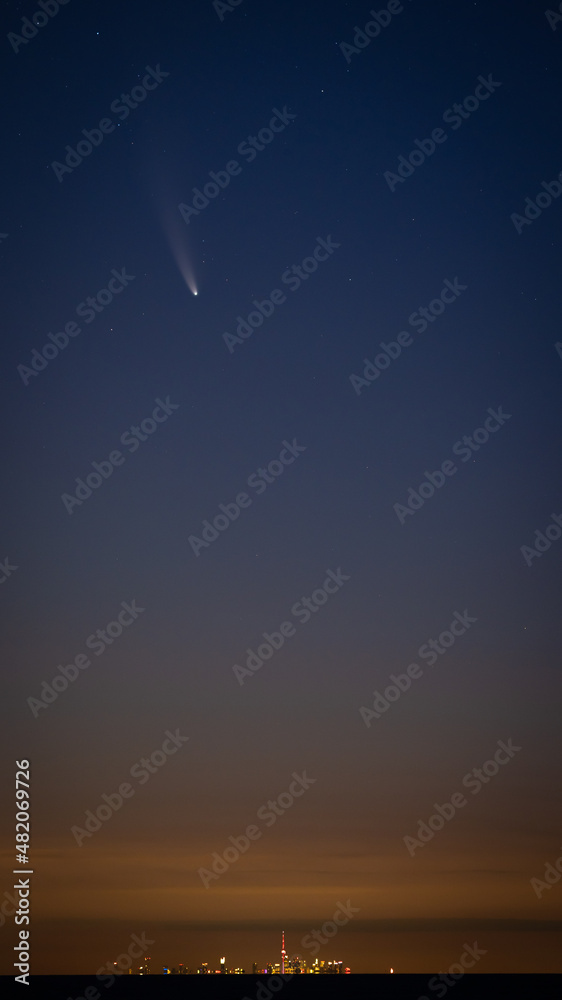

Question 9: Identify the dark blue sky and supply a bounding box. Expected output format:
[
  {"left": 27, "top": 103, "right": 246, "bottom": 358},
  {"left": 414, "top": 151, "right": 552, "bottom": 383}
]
[{"left": 1, "top": 0, "right": 561, "bottom": 975}]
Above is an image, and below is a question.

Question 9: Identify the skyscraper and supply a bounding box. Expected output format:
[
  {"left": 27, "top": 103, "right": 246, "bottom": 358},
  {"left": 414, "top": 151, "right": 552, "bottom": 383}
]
[{"left": 281, "top": 931, "right": 287, "bottom": 975}]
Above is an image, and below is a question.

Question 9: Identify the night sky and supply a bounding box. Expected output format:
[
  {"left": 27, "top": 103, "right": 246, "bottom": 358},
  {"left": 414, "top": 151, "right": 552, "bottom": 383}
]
[{"left": 2, "top": 0, "right": 562, "bottom": 978}]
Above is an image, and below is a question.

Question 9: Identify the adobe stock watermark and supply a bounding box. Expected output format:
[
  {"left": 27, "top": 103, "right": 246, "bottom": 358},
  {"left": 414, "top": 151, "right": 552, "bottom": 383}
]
[
  {"left": 393, "top": 406, "right": 512, "bottom": 525},
  {"left": 4, "top": 881, "right": 32, "bottom": 974},
  {"left": 61, "top": 396, "right": 180, "bottom": 514},
  {"left": 403, "top": 739, "right": 522, "bottom": 856},
  {"left": 301, "top": 900, "right": 360, "bottom": 955},
  {"left": 222, "top": 236, "right": 340, "bottom": 353},
  {"left": 213, "top": 0, "right": 243, "bottom": 23},
  {"left": 71, "top": 729, "right": 189, "bottom": 846},
  {"left": 189, "top": 438, "right": 306, "bottom": 556},
  {"left": 178, "top": 106, "right": 296, "bottom": 226},
  {"left": 545, "top": 5, "right": 562, "bottom": 30},
  {"left": 95, "top": 932, "right": 155, "bottom": 987},
  {"left": 0, "top": 888, "right": 19, "bottom": 929},
  {"left": 530, "top": 848, "right": 562, "bottom": 898},
  {"left": 242, "top": 971, "right": 293, "bottom": 999},
  {"left": 27, "top": 599, "right": 145, "bottom": 717},
  {"left": 510, "top": 169, "right": 562, "bottom": 233},
  {"left": 416, "top": 943, "right": 487, "bottom": 999},
  {"left": 383, "top": 74, "right": 502, "bottom": 192},
  {"left": 198, "top": 771, "right": 316, "bottom": 887},
  {"left": 17, "top": 266, "right": 135, "bottom": 385},
  {"left": 65, "top": 933, "right": 156, "bottom": 997},
  {"left": 0, "top": 558, "right": 18, "bottom": 585},
  {"left": 13, "top": 921, "right": 30, "bottom": 985},
  {"left": 339, "top": 1, "right": 412, "bottom": 64},
  {"left": 349, "top": 277, "right": 467, "bottom": 395},
  {"left": 50, "top": 65, "right": 170, "bottom": 182},
  {"left": 520, "top": 512, "right": 562, "bottom": 566},
  {"left": 8, "top": 0, "right": 71, "bottom": 54},
  {"left": 233, "top": 569, "right": 350, "bottom": 685},
  {"left": 359, "top": 610, "right": 477, "bottom": 726}
]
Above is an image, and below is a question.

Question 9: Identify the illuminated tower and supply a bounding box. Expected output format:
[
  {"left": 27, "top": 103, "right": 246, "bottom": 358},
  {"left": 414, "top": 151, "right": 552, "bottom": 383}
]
[{"left": 281, "top": 931, "right": 287, "bottom": 975}]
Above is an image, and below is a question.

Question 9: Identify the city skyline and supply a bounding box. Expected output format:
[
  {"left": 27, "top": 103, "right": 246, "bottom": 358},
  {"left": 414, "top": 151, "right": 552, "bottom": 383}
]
[
  {"left": 92, "top": 928, "right": 353, "bottom": 979},
  {"left": 141, "top": 930, "right": 350, "bottom": 975}
]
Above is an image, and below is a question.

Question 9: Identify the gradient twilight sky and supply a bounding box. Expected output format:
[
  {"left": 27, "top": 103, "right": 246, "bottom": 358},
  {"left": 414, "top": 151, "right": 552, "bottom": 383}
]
[{"left": 1, "top": 0, "right": 562, "bottom": 976}]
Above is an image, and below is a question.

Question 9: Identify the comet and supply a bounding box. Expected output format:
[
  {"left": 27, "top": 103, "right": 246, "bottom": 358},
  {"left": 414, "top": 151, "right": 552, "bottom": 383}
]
[{"left": 160, "top": 203, "right": 198, "bottom": 296}]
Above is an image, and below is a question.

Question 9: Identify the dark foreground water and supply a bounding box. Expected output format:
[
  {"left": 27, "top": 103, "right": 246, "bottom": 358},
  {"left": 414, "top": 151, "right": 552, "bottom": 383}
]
[{"left": 6, "top": 974, "right": 560, "bottom": 1000}]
